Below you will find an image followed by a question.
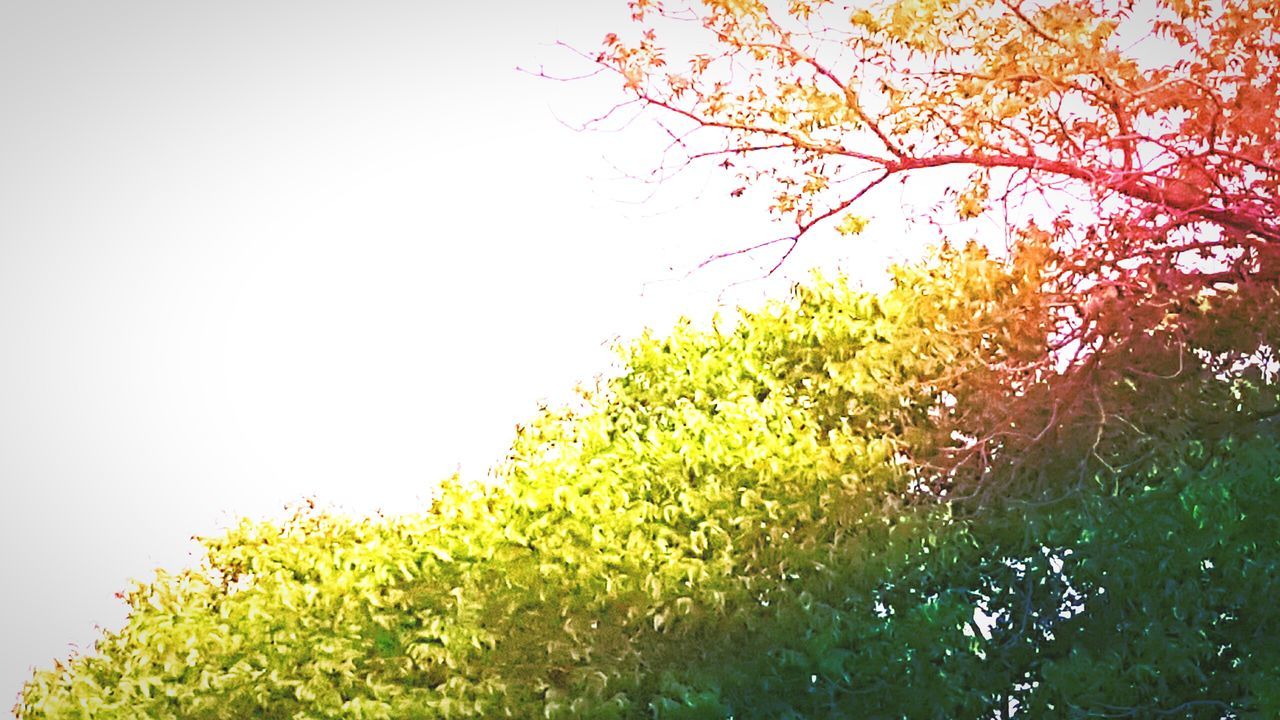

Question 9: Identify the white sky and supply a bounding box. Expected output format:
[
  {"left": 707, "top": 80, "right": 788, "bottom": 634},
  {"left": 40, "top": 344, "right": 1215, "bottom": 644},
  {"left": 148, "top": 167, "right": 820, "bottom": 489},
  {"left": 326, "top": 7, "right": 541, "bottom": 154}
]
[{"left": 0, "top": 1, "right": 944, "bottom": 708}]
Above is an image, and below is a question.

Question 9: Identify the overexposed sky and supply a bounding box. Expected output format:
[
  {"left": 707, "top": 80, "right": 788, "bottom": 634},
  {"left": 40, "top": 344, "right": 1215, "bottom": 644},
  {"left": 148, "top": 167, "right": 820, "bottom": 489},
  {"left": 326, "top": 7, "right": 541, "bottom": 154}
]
[{"left": 0, "top": 1, "right": 942, "bottom": 707}]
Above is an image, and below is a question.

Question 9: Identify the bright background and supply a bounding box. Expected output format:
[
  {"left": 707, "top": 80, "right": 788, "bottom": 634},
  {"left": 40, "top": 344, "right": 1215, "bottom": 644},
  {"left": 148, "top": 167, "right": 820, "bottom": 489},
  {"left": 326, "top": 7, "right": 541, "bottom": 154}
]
[{"left": 0, "top": 1, "right": 941, "bottom": 708}]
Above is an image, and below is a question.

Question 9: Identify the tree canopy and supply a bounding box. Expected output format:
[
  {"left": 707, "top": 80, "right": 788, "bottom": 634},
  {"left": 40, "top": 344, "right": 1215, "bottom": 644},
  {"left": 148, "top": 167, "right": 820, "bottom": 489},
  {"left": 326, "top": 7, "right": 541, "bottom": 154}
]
[
  {"left": 16, "top": 1, "right": 1280, "bottom": 718},
  {"left": 18, "top": 239, "right": 1280, "bottom": 717}
]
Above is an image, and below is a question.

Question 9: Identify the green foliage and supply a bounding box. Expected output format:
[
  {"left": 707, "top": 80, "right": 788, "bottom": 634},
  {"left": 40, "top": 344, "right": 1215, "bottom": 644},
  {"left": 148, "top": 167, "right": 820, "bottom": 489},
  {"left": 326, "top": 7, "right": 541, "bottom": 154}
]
[{"left": 18, "top": 243, "right": 1279, "bottom": 718}]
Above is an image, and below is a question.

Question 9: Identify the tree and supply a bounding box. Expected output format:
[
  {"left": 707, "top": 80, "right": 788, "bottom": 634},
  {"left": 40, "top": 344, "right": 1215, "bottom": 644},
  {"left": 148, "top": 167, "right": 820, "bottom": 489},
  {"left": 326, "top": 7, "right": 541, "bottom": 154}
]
[
  {"left": 17, "top": 243, "right": 1280, "bottom": 717},
  {"left": 595, "top": 0, "right": 1278, "bottom": 291}
]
